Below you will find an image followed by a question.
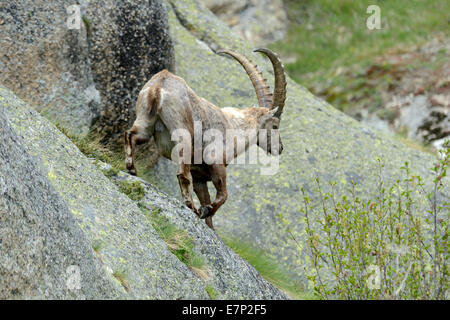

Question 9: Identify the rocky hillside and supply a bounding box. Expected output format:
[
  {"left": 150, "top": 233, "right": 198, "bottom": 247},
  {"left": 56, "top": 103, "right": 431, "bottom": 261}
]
[
  {"left": 152, "top": 0, "right": 448, "bottom": 282},
  {"left": 307, "top": 37, "right": 449, "bottom": 151},
  {"left": 0, "top": 86, "right": 286, "bottom": 299},
  {"left": 201, "top": 0, "right": 288, "bottom": 45},
  {"left": 1, "top": 0, "right": 447, "bottom": 296}
]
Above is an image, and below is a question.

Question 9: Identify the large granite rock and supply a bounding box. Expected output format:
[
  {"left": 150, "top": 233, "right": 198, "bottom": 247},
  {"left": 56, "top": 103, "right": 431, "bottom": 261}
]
[
  {"left": 0, "top": 0, "right": 173, "bottom": 141},
  {"left": 86, "top": 0, "right": 174, "bottom": 144},
  {"left": 0, "top": 85, "right": 206, "bottom": 299},
  {"left": 0, "top": 0, "right": 98, "bottom": 135},
  {"left": 0, "top": 105, "right": 123, "bottom": 299},
  {"left": 151, "top": 0, "right": 448, "bottom": 282},
  {"left": 101, "top": 162, "right": 287, "bottom": 299},
  {"left": 0, "top": 86, "right": 286, "bottom": 299}
]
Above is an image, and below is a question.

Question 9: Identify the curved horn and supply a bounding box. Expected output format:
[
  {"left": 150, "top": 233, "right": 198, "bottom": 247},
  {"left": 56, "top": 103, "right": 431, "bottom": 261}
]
[
  {"left": 218, "top": 50, "right": 272, "bottom": 109},
  {"left": 254, "top": 48, "right": 287, "bottom": 118}
]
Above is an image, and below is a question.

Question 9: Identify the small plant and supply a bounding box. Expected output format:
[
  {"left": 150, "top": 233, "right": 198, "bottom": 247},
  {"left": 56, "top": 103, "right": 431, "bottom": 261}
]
[
  {"left": 92, "top": 239, "right": 105, "bottom": 262},
  {"left": 117, "top": 180, "right": 145, "bottom": 201},
  {"left": 92, "top": 239, "right": 105, "bottom": 253},
  {"left": 102, "top": 167, "right": 120, "bottom": 178},
  {"left": 82, "top": 15, "right": 92, "bottom": 37},
  {"left": 205, "top": 285, "right": 217, "bottom": 300},
  {"left": 139, "top": 204, "right": 208, "bottom": 279},
  {"left": 113, "top": 269, "right": 130, "bottom": 292},
  {"left": 54, "top": 123, "right": 125, "bottom": 171},
  {"left": 300, "top": 141, "right": 449, "bottom": 299}
]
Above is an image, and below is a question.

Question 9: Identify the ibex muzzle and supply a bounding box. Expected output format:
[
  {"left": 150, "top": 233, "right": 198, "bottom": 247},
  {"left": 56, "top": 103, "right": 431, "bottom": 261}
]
[{"left": 125, "top": 48, "right": 287, "bottom": 230}]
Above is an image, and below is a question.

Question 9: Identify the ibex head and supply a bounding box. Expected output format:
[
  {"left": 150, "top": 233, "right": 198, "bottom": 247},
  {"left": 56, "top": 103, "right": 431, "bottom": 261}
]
[
  {"left": 257, "top": 106, "right": 283, "bottom": 155},
  {"left": 218, "top": 48, "right": 287, "bottom": 155}
]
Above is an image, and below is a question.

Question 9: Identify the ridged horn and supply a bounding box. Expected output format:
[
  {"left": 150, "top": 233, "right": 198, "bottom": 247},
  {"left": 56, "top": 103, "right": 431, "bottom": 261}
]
[
  {"left": 218, "top": 49, "right": 272, "bottom": 109},
  {"left": 254, "top": 48, "right": 287, "bottom": 118}
]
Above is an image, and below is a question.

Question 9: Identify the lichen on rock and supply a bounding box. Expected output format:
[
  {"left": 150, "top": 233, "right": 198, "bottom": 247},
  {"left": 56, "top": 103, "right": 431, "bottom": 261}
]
[
  {"left": 1, "top": 86, "right": 207, "bottom": 299},
  {"left": 0, "top": 86, "right": 287, "bottom": 299},
  {"left": 0, "top": 100, "right": 124, "bottom": 299}
]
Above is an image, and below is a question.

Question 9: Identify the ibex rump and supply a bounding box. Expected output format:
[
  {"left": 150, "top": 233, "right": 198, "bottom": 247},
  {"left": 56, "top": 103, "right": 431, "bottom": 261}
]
[{"left": 125, "top": 49, "right": 286, "bottom": 230}]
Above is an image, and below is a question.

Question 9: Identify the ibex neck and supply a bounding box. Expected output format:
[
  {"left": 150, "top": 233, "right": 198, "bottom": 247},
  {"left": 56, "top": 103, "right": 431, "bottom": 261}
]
[{"left": 221, "top": 107, "right": 267, "bottom": 131}]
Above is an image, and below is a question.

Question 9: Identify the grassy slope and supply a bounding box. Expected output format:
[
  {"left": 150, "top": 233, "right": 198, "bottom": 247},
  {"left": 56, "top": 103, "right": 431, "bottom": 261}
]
[{"left": 273, "top": 0, "right": 448, "bottom": 84}]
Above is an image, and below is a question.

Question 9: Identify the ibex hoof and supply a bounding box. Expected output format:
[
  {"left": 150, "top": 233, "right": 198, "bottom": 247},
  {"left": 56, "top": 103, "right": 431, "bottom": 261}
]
[
  {"left": 199, "top": 205, "right": 213, "bottom": 219},
  {"left": 127, "top": 168, "right": 137, "bottom": 176}
]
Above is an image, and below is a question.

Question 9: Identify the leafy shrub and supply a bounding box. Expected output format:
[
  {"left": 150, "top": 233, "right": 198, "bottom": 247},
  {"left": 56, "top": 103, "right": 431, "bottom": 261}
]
[{"left": 301, "top": 141, "right": 448, "bottom": 299}]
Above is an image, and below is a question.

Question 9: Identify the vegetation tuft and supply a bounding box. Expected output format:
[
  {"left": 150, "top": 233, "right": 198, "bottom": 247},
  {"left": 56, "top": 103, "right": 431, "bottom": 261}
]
[
  {"left": 205, "top": 285, "right": 218, "bottom": 300},
  {"left": 54, "top": 123, "right": 125, "bottom": 171},
  {"left": 113, "top": 269, "right": 130, "bottom": 292},
  {"left": 116, "top": 180, "right": 146, "bottom": 201},
  {"left": 139, "top": 204, "right": 208, "bottom": 278}
]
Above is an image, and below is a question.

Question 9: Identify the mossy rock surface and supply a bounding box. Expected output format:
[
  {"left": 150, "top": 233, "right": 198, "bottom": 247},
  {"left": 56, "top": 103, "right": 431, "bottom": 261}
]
[
  {"left": 0, "top": 101, "right": 123, "bottom": 299},
  {"left": 1, "top": 86, "right": 287, "bottom": 299},
  {"left": 0, "top": 0, "right": 173, "bottom": 142},
  {"left": 0, "top": 86, "right": 207, "bottom": 299},
  {"left": 101, "top": 162, "right": 287, "bottom": 299}
]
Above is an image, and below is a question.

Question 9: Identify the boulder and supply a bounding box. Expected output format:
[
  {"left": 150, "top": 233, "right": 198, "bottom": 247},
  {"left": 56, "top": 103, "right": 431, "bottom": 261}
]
[
  {"left": 0, "top": 86, "right": 286, "bottom": 299},
  {"left": 100, "top": 162, "right": 287, "bottom": 299},
  {"left": 0, "top": 0, "right": 173, "bottom": 141},
  {"left": 0, "top": 0, "right": 98, "bottom": 136},
  {"left": 86, "top": 0, "right": 174, "bottom": 143},
  {"left": 0, "top": 100, "right": 123, "bottom": 299}
]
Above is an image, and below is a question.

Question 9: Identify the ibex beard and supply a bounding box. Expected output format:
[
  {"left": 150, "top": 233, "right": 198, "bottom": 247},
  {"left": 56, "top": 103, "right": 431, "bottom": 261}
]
[{"left": 125, "top": 48, "right": 287, "bottom": 231}]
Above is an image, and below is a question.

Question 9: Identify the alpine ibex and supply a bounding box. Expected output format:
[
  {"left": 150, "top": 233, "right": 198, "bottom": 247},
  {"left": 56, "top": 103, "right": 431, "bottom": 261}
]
[{"left": 125, "top": 48, "right": 286, "bottom": 230}]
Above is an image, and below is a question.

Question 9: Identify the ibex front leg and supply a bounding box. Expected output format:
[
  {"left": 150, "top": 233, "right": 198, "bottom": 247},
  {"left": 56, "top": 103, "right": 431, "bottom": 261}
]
[
  {"left": 177, "top": 163, "right": 199, "bottom": 215},
  {"left": 199, "top": 164, "right": 228, "bottom": 230},
  {"left": 124, "top": 125, "right": 149, "bottom": 176}
]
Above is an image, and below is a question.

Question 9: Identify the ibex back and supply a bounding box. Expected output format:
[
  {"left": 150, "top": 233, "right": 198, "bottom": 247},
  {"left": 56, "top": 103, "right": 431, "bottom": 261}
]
[{"left": 125, "top": 49, "right": 287, "bottom": 230}]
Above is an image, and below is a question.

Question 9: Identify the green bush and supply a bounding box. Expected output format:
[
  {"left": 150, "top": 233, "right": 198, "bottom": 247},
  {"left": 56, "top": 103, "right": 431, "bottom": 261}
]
[{"left": 300, "top": 141, "right": 448, "bottom": 299}]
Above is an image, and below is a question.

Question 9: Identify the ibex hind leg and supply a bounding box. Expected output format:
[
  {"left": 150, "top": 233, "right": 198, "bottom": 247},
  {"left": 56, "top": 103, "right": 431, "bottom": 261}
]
[{"left": 124, "top": 127, "right": 148, "bottom": 176}]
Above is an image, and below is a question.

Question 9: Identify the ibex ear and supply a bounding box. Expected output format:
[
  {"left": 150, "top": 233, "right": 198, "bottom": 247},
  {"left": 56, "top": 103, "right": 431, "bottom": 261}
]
[{"left": 269, "top": 107, "right": 279, "bottom": 118}]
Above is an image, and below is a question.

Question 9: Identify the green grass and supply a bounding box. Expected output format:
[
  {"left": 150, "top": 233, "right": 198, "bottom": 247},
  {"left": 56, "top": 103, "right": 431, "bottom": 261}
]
[
  {"left": 139, "top": 204, "right": 208, "bottom": 279},
  {"left": 221, "top": 236, "right": 316, "bottom": 300},
  {"left": 113, "top": 269, "right": 130, "bottom": 292},
  {"left": 273, "top": 0, "right": 448, "bottom": 82},
  {"left": 54, "top": 122, "right": 157, "bottom": 177},
  {"left": 102, "top": 167, "right": 120, "bottom": 178},
  {"left": 54, "top": 123, "right": 125, "bottom": 170},
  {"left": 92, "top": 239, "right": 105, "bottom": 253},
  {"left": 116, "top": 180, "right": 146, "bottom": 201},
  {"left": 205, "top": 285, "right": 218, "bottom": 300}
]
